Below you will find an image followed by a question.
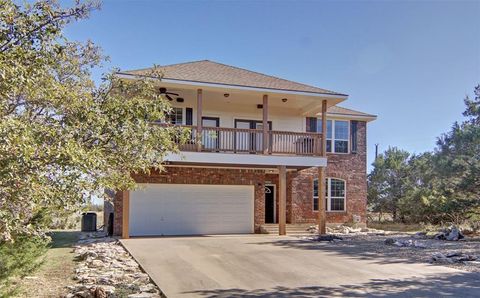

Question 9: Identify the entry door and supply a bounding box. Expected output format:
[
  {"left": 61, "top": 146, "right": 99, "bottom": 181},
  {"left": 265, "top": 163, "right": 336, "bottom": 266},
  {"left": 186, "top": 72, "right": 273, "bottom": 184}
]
[
  {"left": 234, "top": 120, "right": 272, "bottom": 153},
  {"left": 202, "top": 117, "right": 219, "bottom": 150},
  {"left": 265, "top": 185, "right": 275, "bottom": 223},
  {"left": 235, "top": 120, "right": 252, "bottom": 152}
]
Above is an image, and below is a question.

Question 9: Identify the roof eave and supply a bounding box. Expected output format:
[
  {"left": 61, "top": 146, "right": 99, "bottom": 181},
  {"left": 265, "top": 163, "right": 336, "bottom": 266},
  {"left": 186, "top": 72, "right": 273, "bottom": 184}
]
[{"left": 326, "top": 112, "right": 378, "bottom": 122}]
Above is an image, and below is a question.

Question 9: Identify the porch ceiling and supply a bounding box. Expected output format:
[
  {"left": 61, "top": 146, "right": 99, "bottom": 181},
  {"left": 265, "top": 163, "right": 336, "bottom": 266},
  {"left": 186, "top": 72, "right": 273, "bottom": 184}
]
[{"left": 117, "top": 74, "right": 346, "bottom": 116}]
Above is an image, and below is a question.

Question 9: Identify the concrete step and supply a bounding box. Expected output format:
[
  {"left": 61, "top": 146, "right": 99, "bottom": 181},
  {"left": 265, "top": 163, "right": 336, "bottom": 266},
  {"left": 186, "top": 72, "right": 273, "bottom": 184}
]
[{"left": 260, "top": 224, "right": 316, "bottom": 235}]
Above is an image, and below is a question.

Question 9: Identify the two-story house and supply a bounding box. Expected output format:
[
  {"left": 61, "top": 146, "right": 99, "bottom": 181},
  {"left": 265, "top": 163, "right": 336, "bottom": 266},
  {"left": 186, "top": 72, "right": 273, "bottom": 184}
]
[{"left": 106, "top": 60, "right": 376, "bottom": 238}]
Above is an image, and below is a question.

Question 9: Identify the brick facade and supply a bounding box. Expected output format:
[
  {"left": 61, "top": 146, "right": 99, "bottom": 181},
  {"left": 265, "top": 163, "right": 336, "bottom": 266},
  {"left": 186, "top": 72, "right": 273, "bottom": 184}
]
[
  {"left": 290, "top": 121, "right": 368, "bottom": 226},
  {"left": 110, "top": 121, "right": 368, "bottom": 235}
]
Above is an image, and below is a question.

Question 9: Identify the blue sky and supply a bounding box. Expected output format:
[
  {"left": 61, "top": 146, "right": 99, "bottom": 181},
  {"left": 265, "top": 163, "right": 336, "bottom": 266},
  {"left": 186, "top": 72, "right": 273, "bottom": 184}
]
[{"left": 64, "top": 0, "right": 480, "bottom": 169}]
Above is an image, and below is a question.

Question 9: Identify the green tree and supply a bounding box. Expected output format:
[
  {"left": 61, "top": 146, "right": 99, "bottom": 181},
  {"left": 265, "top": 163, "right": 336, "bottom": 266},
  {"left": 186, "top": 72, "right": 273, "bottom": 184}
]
[
  {"left": 369, "top": 85, "right": 480, "bottom": 225},
  {"left": 0, "top": 0, "right": 187, "bottom": 243},
  {"left": 433, "top": 85, "right": 480, "bottom": 222},
  {"left": 368, "top": 147, "right": 410, "bottom": 221}
]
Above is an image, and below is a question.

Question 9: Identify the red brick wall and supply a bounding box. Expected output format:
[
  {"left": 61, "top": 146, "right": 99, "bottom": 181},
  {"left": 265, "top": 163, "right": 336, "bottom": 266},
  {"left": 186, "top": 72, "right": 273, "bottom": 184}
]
[
  {"left": 290, "top": 121, "right": 368, "bottom": 226},
  {"left": 113, "top": 191, "right": 124, "bottom": 236},
  {"left": 113, "top": 167, "right": 265, "bottom": 236}
]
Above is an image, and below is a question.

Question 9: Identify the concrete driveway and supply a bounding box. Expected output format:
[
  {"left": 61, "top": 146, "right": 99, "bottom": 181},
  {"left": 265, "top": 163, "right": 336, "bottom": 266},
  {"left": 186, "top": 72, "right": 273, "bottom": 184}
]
[{"left": 121, "top": 235, "right": 480, "bottom": 297}]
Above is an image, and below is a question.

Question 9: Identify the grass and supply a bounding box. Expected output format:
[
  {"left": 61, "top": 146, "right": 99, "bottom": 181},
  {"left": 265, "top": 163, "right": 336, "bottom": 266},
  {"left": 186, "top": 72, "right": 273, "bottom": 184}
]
[{"left": 10, "top": 231, "right": 80, "bottom": 298}]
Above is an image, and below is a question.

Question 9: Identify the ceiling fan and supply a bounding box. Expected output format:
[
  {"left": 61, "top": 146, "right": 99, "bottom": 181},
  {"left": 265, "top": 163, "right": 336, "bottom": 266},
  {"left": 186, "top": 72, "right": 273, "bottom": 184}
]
[{"left": 159, "top": 87, "right": 179, "bottom": 101}]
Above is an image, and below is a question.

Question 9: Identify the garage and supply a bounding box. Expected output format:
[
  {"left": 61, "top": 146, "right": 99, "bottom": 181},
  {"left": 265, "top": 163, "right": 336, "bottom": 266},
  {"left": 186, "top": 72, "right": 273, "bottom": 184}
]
[{"left": 129, "top": 184, "right": 255, "bottom": 236}]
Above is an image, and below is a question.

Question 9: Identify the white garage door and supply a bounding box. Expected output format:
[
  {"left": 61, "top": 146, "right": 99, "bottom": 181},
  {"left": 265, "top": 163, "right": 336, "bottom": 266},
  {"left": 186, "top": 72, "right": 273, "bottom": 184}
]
[{"left": 129, "top": 184, "right": 254, "bottom": 236}]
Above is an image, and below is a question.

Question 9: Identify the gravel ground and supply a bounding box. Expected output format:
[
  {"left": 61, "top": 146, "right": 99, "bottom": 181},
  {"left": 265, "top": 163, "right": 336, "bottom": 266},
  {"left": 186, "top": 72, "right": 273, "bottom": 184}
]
[{"left": 303, "top": 232, "right": 480, "bottom": 273}]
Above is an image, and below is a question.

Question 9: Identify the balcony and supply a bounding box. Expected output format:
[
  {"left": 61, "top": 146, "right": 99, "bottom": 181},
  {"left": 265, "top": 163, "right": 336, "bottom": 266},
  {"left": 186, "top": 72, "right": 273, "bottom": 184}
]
[{"left": 171, "top": 125, "right": 323, "bottom": 156}]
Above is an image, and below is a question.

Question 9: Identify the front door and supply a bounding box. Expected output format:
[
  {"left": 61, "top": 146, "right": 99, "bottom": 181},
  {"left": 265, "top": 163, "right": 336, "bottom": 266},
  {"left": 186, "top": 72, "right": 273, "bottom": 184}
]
[
  {"left": 234, "top": 119, "right": 272, "bottom": 153},
  {"left": 265, "top": 185, "right": 275, "bottom": 223}
]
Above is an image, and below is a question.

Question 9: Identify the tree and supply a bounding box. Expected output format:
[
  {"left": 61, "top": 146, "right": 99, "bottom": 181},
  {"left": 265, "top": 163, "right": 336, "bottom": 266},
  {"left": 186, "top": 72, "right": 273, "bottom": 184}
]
[
  {"left": 433, "top": 85, "right": 480, "bottom": 222},
  {"left": 368, "top": 85, "right": 480, "bottom": 225},
  {"left": 368, "top": 147, "right": 410, "bottom": 221},
  {"left": 0, "top": 0, "right": 187, "bottom": 242}
]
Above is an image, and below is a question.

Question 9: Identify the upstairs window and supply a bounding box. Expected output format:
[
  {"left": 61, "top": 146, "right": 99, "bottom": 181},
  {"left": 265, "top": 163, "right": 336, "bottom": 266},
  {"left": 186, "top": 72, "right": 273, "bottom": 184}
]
[
  {"left": 313, "top": 178, "right": 346, "bottom": 212},
  {"left": 317, "top": 120, "right": 349, "bottom": 153},
  {"left": 166, "top": 107, "right": 184, "bottom": 125}
]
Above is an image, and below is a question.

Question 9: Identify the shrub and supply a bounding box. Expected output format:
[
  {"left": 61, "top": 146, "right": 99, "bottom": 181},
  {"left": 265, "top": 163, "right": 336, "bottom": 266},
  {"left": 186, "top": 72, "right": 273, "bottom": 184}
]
[{"left": 0, "top": 236, "right": 50, "bottom": 294}]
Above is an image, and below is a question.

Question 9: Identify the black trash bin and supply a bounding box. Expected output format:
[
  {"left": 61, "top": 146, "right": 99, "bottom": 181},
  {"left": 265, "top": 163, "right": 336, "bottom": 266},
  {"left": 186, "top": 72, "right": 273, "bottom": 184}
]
[{"left": 81, "top": 212, "right": 97, "bottom": 232}]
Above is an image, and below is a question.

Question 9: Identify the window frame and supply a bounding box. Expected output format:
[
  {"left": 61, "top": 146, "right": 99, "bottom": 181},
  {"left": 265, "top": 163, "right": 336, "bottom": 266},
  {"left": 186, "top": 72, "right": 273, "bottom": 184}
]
[
  {"left": 317, "top": 119, "right": 350, "bottom": 154},
  {"left": 313, "top": 177, "right": 347, "bottom": 212},
  {"left": 166, "top": 107, "right": 185, "bottom": 125}
]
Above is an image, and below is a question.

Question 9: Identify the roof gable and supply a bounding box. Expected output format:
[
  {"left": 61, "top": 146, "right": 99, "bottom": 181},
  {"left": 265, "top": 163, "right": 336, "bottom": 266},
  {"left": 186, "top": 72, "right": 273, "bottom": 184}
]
[{"left": 121, "top": 60, "right": 346, "bottom": 96}]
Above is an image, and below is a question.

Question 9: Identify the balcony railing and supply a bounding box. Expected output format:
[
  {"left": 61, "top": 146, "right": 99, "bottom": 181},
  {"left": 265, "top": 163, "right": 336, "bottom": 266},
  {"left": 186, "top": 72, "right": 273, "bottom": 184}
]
[{"left": 166, "top": 125, "right": 323, "bottom": 156}]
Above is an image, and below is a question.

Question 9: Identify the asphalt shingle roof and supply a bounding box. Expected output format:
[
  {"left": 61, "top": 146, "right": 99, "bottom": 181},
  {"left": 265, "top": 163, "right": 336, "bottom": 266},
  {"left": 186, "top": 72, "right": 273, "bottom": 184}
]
[
  {"left": 327, "top": 106, "right": 377, "bottom": 118},
  {"left": 121, "top": 60, "right": 347, "bottom": 96}
]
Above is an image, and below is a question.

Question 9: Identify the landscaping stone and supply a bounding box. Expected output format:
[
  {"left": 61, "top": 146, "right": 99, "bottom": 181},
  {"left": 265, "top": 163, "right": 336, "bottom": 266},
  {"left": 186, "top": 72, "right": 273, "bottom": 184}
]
[
  {"left": 384, "top": 238, "right": 428, "bottom": 248},
  {"left": 65, "top": 232, "right": 161, "bottom": 298},
  {"left": 430, "top": 252, "right": 478, "bottom": 264},
  {"left": 434, "top": 226, "right": 465, "bottom": 241}
]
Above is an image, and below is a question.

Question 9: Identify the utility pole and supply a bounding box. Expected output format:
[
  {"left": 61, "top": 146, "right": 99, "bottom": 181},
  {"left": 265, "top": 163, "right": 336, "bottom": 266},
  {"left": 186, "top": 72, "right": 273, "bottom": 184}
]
[{"left": 375, "top": 144, "right": 379, "bottom": 160}]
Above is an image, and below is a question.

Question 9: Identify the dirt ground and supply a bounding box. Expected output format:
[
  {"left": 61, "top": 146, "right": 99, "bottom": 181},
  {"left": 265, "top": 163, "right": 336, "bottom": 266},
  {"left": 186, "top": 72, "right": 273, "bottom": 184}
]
[
  {"left": 13, "top": 231, "right": 79, "bottom": 297},
  {"left": 304, "top": 232, "right": 480, "bottom": 273}
]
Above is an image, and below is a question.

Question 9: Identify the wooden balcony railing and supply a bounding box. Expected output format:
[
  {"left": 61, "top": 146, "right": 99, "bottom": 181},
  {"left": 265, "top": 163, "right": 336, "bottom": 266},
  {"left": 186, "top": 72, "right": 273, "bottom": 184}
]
[{"left": 162, "top": 124, "right": 323, "bottom": 156}]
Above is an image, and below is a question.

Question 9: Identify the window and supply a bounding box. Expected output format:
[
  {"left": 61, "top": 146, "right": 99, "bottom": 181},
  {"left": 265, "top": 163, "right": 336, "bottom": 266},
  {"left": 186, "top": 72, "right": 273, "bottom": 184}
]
[
  {"left": 166, "top": 107, "right": 183, "bottom": 125},
  {"left": 313, "top": 178, "right": 346, "bottom": 211},
  {"left": 317, "top": 120, "right": 349, "bottom": 153}
]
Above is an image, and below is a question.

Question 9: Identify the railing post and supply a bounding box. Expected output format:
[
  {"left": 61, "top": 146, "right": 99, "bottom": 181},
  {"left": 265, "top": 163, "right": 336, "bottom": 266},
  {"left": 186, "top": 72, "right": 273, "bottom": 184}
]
[{"left": 196, "top": 89, "right": 203, "bottom": 152}]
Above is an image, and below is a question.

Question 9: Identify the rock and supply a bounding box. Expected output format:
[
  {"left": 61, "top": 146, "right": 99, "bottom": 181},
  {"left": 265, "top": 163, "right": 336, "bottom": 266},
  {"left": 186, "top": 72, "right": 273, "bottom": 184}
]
[
  {"left": 414, "top": 232, "right": 427, "bottom": 238},
  {"left": 313, "top": 235, "right": 343, "bottom": 242},
  {"left": 66, "top": 234, "right": 160, "bottom": 298},
  {"left": 430, "top": 252, "right": 477, "bottom": 264},
  {"left": 384, "top": 238, "right": 395, "bottom": 245},
  {"left": 385, "top": 238, "right": 427, "bottom": 248},
  {"left": 90, "top": 260, "right": 105, "bottom": 268},
  {"left": 446, "top": 227, "right": 463, "bottom": 241},
  {"left": 94, "top": 287, "right": 107, "bottom": 298},
  {"left": 128, "top": 293, "right": 158, "bottom": 298},
  {"left": 139, "top": 283, "right": 156, "bottom": 293},
  {"left": 434, "top": 226, "right": 465, "bottom": 241}
]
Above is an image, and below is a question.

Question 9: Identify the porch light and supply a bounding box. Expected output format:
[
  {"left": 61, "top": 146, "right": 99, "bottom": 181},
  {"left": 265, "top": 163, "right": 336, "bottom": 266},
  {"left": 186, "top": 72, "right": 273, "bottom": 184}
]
[
  {"left": 224, "top": 93, "right": 230, "bottom": 98},
  {"left": 282, "top": 98, "right": 288, "bottom": 103}
]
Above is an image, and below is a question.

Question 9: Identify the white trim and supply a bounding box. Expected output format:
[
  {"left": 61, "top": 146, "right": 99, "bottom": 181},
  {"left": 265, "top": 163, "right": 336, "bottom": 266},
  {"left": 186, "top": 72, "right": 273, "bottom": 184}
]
[
  {"left": 116, "top": 73, "right": 348, "bottom": 100},
  {"left": 265, "top": 184, "right": 276, "bottom": 223},
  {"left": 165, "top": 151, "right": 327, "bottom": 168},
  {"left": 326, "top": 112, "right": 377, "bottom": 122}
]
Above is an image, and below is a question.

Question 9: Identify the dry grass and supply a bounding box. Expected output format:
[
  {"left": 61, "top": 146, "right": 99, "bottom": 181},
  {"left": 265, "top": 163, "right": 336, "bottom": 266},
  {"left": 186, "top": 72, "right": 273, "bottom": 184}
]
[{"left": 12, "top": 231, "right": 80, "bottom": 298}]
